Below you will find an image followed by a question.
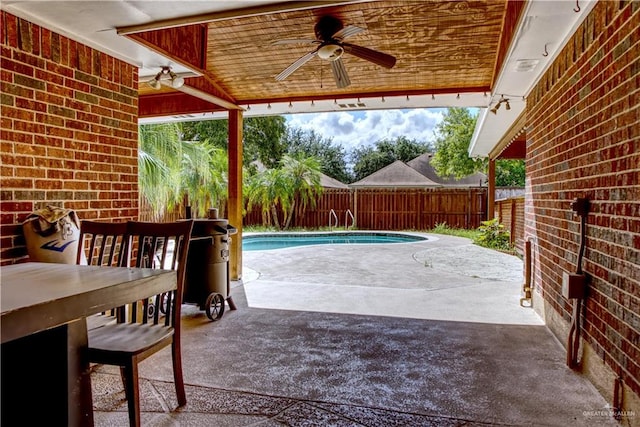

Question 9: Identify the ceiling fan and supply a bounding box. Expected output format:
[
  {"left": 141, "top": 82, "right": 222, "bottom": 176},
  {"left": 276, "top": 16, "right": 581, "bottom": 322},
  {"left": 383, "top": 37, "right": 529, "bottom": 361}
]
[{"left": 272, "top": 16, "right": 396, "bottom": 88}]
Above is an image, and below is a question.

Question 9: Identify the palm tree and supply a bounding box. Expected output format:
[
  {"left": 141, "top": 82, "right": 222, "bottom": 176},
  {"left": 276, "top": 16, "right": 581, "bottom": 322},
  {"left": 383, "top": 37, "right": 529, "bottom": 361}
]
[
  {"left": 245, "top": 154, "right": 323, "bottom": 230},
  {"left": 139, "top": 123, "right": 228, "bottom": 220},
  {"left": 139, "top": 123, "right": 182, "bottom": 220},
  {"left": 280, "top": 154, "right": 323, "bottom": 229}
]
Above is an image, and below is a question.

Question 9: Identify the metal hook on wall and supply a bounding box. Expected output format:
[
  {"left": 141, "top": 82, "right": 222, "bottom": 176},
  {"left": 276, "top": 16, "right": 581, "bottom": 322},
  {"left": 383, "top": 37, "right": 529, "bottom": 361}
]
[
  {"left": 574, "top": 0, "right": 581, "bottom": 13},
  {"left": 542, "top": 44, "right": 549, "bottom": 57}
]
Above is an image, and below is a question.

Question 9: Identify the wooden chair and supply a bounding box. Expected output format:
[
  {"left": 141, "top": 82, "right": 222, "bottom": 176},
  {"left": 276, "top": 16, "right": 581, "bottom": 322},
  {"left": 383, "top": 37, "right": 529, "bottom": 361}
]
[
  {"left": 87, "top": 220, "right": 193, "bottom": 427},
  {"left": 77, "top": 220, "right": 129, "bottom": 267},
  {"left": 77, "top": 220, "right": 130, "bottom": 330}
]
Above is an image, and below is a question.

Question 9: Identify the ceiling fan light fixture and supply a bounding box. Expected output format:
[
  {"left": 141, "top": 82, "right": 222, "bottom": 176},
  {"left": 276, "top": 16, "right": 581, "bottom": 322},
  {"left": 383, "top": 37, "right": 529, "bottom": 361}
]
[{"left": 317, "top": 43, "right": 343, "bottom": 61}]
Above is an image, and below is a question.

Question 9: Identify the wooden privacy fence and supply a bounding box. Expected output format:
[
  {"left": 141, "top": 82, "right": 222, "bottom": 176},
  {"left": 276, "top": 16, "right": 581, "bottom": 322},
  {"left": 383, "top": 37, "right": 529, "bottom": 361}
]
[
  {"left": 495, "top": 196, "right": 525, "bottom": 254},
  {"left": 244, "top": 187, "right": 488, "bottom": 230},
  {"left": 141, "top": 188, "right": 488, "bottom": 231}
]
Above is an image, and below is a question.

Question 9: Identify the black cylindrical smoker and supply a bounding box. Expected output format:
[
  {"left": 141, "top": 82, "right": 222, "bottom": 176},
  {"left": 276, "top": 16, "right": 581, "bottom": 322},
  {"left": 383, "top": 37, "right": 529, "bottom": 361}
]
[{"left": 183, "top": 214, "right": 237, "bottom": 321}]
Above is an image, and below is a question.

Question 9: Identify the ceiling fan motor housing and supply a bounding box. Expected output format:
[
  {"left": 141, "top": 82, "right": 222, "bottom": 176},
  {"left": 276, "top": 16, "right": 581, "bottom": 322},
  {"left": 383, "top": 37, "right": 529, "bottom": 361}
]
[{"left": 314, "top": 16, "right": 344, "bottom": 41}]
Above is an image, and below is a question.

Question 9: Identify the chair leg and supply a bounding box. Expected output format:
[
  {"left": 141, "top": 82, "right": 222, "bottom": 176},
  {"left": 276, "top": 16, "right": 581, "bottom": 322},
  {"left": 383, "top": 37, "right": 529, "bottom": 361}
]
[
  {"left": 172, "top": 340, "right": 187, "bottom": 406},
  {"left": 122, "top": 361, "right": 141, "bottom": 427},
  {"left": 119, "top": 366, "right": 127, "bottom": 390}
]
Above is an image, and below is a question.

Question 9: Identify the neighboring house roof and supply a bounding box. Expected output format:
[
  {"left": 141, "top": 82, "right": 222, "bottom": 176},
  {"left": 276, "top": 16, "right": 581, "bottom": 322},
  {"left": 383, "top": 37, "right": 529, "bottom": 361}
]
[
  {"left": 350, "top": 160, "right": 442, "bottom": 188},
  {"left": 320, "top": 173, "right": 349, "bottom": 189},
  {"left": 407, "top": 153, "right": 487, "bottom": 187}
]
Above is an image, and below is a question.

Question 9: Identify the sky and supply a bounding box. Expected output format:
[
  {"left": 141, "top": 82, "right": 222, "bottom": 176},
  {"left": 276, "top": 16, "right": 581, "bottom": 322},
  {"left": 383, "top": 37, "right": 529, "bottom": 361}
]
[{"left": 285, "top": 108, "right": 446, "bottom": 153}]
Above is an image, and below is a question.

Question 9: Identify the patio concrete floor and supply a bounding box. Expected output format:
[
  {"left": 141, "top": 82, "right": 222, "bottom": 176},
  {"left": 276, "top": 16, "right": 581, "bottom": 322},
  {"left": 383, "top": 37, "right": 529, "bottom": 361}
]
[{"left": 92, "top": 233, "right": 616, "bottom": 426}]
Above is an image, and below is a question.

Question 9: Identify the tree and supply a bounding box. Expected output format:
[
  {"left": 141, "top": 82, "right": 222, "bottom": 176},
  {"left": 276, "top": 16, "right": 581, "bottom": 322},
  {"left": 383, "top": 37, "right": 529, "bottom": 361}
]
[
  {"left": 431, "top": 108, "right": 486, "bottom": 179},
  {"left": 280, "top": 154, "right": 323, "bottom": 229},
  {"left": 285, "top": 127, "right": 351, "bottom": 183},
  {"left": 244, "top": 116, "right": 287, "bottom": 168},
  {"left": 139, "top": 123, "right": 228, "bottom": 220},
  {"left": 180, "top": 120, "right": 228, "bottom": 149},
  {"left": 245, "top": 154, "right": 323, "bottom": 230},
  {"left": 350, "top": 136, "right": 431, "bottom": 181},
  {"left": 139, "top": 123, "right": 184, "bottom": 220},
  {"left": 180, "top": 116, "right": 287, "bottom": 168},
  {"left": 431, "top": 108, "right": 525, "bottom": 187},
  {"left": 495, "top": 159, "right": 526, "bottom": 187}
]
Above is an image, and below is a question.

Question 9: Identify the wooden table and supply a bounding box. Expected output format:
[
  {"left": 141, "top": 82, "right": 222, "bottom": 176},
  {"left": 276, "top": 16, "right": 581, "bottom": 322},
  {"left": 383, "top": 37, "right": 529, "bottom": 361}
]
[{"left": 1, "top": 262, "right": 177, "bottom": 426}]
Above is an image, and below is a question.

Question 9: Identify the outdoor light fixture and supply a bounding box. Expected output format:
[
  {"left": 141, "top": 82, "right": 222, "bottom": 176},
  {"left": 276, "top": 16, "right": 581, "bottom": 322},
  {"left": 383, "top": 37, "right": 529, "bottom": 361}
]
[
  {"left": 490, "top": 95, "right": 510, "bottom": 114},
  {"left": 146, "top": 66, "right": 185, "bottom": 90}
]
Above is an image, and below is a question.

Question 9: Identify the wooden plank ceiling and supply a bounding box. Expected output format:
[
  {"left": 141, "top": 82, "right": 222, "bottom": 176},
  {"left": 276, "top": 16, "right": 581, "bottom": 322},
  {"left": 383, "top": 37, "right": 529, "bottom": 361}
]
[{"left": 131, "top": 0, "right": 519, "bottom": 113}]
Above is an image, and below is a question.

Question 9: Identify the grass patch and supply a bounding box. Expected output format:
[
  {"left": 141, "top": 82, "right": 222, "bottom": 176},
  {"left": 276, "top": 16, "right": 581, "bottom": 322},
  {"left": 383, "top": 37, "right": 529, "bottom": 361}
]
[{"left": 429, "top": 222, "right": 479, "bottom": 240}]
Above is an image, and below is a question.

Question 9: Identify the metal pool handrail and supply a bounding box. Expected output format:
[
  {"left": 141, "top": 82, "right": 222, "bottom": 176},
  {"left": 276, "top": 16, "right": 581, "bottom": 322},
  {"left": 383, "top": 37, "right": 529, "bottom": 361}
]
[
  {"left": 329, "top": 209, "right": 338, "bottom": 231},
  {"left": 345, "top": 209, "right": 354, "bottom": 230}
]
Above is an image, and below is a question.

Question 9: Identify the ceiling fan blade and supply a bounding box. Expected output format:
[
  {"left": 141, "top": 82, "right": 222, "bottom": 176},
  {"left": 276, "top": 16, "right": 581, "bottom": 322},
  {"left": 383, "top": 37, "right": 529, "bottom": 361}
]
[
  {"left": 271, "top": 38, "right": 318, "bottom": 45},
  {"left": 342, "top": 42, "right": 396, "bottom": 69},
  {"left": 275, "top": 50, "right": 317, "bottom": 81},
  {"left": 330, "top": 58, "right": 351, "bottom": 88},
  {"left": 332, "top": 25, "right": 365, "bottom": 41}
]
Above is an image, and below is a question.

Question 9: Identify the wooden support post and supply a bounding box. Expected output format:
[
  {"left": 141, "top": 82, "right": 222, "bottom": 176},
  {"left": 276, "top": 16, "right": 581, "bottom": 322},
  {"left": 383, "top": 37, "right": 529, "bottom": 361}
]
[{"left": 228, "top": 109, "right": 243, "bottom": 280}]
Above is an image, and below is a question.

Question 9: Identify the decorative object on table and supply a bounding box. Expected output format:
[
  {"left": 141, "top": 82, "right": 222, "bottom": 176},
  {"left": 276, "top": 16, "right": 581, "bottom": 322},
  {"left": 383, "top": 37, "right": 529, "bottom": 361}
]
[{"left": 22, "top": 205, "right": 81, "bottom": 264}]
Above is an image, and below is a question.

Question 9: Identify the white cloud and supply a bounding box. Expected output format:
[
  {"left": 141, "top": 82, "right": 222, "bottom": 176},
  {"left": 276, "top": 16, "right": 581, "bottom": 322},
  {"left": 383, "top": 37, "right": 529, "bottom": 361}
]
[{"left": 286, "top": 109, "right": 444, "bottom": 152}]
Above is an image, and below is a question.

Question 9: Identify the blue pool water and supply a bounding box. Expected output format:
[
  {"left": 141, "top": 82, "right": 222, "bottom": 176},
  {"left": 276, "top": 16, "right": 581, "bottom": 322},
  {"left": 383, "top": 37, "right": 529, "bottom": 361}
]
[{"left": 243, "top": 232, "right": 427, "bottom": 251}]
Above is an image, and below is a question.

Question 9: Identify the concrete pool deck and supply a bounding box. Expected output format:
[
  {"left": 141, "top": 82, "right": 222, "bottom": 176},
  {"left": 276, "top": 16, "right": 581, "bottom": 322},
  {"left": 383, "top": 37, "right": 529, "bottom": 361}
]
[
  {"left": 243, "top": 232, "right": 541, "bottom": 325},
  {"left": 92, "top": 233, "right": 618, "bottom": 426}
]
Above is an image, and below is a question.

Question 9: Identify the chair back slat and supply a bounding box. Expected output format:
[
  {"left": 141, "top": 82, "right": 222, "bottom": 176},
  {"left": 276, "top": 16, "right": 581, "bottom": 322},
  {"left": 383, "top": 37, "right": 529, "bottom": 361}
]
[
  {"left": 125, "top": 220, "right": 193, "bottom": 328},
  {"left": 77, "top": 220, "right": 128, "bottom": 267}
]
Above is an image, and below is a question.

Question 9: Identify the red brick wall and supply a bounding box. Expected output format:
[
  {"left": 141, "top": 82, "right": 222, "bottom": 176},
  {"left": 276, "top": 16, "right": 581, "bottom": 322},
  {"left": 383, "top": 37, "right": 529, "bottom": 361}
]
[
  {"left": 495, "top": 196, "right": 525, "bottom": 254},
  {"left": 1, "top": 12, "right": 139, "bottom": 265},
  {"left": 526, "top": 0, "right": 639, "bottom": 398}
]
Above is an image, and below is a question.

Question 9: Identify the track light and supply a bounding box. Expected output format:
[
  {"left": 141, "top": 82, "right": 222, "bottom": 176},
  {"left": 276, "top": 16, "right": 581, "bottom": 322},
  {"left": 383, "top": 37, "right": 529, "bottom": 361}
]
[
  {"left": 267, "top": 103, "right": 272, "bottom": 109},
  {"left": 146, "top": 66, "right": 184, "bottom": 90},
  {"left": 490, "top": 102, "right": 501, "bottom": 114}
]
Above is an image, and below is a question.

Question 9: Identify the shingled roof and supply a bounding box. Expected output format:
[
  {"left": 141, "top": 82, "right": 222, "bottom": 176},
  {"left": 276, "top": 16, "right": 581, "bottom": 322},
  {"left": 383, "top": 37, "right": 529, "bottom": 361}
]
[
  {"left": 320, "top": 173, "right": 349, "bottom": 189},
  {"left": 350, "top": 160, "right": 442, "bottom": 188}
]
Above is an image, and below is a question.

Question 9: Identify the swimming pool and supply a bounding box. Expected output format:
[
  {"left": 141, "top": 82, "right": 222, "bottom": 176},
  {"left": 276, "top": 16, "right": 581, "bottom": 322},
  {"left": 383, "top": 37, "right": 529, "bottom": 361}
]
[{"left": 242, "top": 232, "right": 427, "bottom": 251}]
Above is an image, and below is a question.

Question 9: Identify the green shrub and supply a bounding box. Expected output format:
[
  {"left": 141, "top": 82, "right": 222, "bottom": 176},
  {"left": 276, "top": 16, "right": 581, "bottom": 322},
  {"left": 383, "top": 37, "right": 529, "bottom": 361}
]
[{"left": 473, "top": 218, "right": 512, "bottom": 251}]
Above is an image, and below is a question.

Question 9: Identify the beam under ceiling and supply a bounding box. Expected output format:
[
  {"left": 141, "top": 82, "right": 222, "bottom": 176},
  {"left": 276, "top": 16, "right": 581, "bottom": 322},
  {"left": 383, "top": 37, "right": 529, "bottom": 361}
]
[{"left": 117, "top": 0, "right": 376, "bottom": 35}]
